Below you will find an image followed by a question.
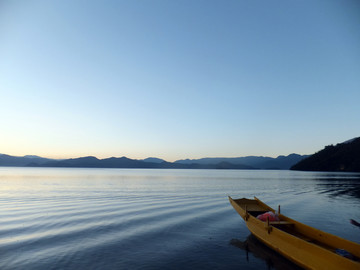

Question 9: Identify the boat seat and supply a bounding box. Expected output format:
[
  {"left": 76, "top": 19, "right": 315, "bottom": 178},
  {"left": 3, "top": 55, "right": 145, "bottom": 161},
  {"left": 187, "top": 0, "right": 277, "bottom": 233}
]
[{"left": 269, "top": 221, "right": 294, "bottom": 226}]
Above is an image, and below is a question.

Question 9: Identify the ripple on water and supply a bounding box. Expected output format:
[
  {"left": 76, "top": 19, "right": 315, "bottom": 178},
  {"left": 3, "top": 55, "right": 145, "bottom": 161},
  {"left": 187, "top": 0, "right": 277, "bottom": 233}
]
[{"left": 0, "top": 168, "right": 359, "bottom": 270}]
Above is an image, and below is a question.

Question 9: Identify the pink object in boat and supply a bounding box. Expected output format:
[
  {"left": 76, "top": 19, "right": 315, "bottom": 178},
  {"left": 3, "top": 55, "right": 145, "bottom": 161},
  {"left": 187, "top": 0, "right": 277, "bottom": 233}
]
[{"left": 257, "top": 211, "right": 279, "bottom": 222}]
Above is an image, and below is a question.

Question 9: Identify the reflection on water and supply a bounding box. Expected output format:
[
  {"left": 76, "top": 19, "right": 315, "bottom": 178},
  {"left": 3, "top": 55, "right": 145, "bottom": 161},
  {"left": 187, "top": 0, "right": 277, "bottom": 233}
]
[
  {"left": 230, "top": 234, "right": 303, "bottom": 270},
  {"left": 0, "top": 168, "right": 359, "bottom": 269},
  {"left": 314, "top": 174, "right": 360, "bottom": 199}
]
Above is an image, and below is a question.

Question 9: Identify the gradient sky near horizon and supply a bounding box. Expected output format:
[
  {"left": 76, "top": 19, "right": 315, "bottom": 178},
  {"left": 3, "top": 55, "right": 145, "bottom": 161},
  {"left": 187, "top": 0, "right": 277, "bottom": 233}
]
[{"left": 1, "top": 0, "right": 359, "bottom": 161}]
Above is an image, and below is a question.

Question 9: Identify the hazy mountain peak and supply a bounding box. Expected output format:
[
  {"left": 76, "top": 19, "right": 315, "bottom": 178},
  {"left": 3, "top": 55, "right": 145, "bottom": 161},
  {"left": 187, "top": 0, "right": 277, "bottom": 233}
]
[
  {"left": 23, "top": 155, "right": 43, "bottom": 158},
  {"left": 143, "top": 157, "right": 166, "bottom": 163}
]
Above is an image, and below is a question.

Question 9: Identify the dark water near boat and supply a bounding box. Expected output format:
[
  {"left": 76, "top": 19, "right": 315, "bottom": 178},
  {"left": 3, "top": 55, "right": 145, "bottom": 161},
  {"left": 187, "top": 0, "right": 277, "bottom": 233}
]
[{"left": 0, "top": 168, "right": 360, "bottom": 270}]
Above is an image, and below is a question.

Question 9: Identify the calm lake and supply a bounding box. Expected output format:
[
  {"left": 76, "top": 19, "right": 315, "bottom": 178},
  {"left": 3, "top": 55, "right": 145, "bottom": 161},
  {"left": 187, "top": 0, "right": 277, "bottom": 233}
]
[{"left": 0, "top": 168, "right": 359, "bottom": 270}]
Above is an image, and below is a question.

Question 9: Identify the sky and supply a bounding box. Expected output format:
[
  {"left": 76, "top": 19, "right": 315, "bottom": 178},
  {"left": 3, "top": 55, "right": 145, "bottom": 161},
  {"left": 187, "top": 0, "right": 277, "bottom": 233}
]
[{"left": 0, "top": 0, "right": 359, "bottom": 162}]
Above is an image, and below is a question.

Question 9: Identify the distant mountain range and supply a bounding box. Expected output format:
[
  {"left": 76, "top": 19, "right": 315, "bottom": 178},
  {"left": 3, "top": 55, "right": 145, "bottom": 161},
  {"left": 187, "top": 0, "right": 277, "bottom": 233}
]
[
  {"left": 0, "top": 153, "right": 308, "bottom": 170},
  {"left": 175, "top": 154, "right": 307, "bottom": 170},
  {"left": 3, "top": 137, "right": 358, "bottom": 171},
  {"left": 291, "top": 137, "right": 360, "bottom": 172}
]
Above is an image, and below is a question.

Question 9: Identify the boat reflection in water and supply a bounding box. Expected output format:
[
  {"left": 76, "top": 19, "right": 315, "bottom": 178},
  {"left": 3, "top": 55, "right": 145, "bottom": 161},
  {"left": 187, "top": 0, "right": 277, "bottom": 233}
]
[{"left": 230, "top": 234, "right": 303, "bottom": 270}]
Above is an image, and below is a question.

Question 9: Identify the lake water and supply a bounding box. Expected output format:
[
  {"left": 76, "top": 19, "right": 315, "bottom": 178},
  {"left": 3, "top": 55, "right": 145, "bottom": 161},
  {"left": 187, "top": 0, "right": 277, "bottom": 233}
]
[{"left": 0, "top": 168, "right": 359, "bottom": 270}]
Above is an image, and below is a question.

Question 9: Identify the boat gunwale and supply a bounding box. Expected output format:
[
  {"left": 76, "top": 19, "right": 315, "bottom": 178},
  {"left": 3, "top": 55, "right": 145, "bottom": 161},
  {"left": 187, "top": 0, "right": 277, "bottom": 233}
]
[{"left": 229, "top": 196, "right": 360, "bottom": 269}]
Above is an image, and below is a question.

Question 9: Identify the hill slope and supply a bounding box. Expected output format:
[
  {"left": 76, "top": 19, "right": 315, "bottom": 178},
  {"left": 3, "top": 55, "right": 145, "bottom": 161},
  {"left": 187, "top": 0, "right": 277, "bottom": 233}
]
[
  {"left": 0, "top": 154, "right": 54, "bottom": 166},
  {"left": 175, "top": 154, "right": 307, "bottom": 170},
  {"left": 291, "top": 137, "right": 360, "bottom": 172}
]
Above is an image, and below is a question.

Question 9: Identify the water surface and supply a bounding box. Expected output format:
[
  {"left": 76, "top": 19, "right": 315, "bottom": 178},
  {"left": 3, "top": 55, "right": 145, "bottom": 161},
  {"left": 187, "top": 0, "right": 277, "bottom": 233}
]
[{"left": 0, "top": 168, "right": 359, "bottom": 269}]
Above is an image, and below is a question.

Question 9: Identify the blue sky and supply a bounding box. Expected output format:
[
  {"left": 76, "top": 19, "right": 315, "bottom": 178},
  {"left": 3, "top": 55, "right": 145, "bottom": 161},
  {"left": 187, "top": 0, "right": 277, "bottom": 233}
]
[{"left": 1, "top": 0, "right": 359, "bottom": 161}]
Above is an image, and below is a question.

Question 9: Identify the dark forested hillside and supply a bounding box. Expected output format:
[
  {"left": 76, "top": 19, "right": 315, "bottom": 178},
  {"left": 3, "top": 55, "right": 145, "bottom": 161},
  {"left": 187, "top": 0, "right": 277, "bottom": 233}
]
[{"left": 291, "top": 137, "right": 360, "bottom": 172}]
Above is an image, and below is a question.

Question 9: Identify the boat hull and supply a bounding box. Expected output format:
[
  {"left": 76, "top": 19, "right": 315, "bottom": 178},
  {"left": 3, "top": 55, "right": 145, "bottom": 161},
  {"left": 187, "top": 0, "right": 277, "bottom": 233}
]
[{"left": 229, "top": 197, "right": 360, "bottom": 270}]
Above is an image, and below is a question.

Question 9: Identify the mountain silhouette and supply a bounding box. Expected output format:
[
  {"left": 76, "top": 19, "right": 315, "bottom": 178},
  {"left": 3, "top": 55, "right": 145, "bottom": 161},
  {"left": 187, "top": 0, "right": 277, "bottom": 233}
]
[
  {"left": 291, "top": 137, "right": 360, "bottom": 172},
  {"left": 175, "top": 154, "right": 307, "bottom": 170},
  {"left": 0, "top": 153, "right": 307, "bottom": 170},
  {"left": 0, "top": 154, "right": 54, "bottom": 166}
]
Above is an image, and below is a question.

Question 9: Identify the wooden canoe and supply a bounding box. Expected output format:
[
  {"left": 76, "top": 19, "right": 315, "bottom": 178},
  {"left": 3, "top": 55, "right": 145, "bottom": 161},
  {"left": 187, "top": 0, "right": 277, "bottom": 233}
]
[{"left": 229, "top": 196, "right": 360, "bottom": 270}]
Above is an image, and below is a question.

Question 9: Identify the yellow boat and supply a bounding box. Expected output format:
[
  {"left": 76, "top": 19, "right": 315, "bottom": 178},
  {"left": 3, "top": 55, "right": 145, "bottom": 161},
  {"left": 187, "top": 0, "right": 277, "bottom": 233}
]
[{"left": 229, "top": 196, "right": 360, "bottom": 270}]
